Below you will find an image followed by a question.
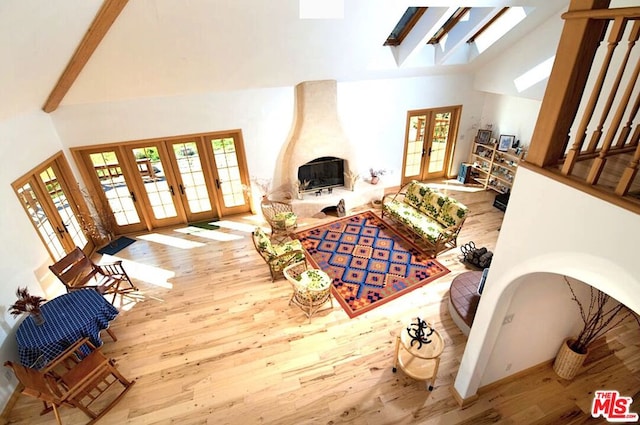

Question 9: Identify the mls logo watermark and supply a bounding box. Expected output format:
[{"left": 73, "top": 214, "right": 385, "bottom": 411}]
[{"left": 592, "top": 390, "right": 639, "bottom": 422}]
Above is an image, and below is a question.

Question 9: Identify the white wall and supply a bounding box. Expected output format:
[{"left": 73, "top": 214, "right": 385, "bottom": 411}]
[
  {"left": 51, "top": 75, "right": 487, "bottom": 189},
  {"left": 479, "top": 273, "right": 598, "bottom": 385},
  {"left": 0, "top": 110, "right": 64, "bottom": 410},
  {"left": 478, "top": 93, "right": 541, "bottom": 149},
  {"left": 454, "top": 167, "right": 640, "bottom": 398},
  {"left": 474, "top": 7, "right": 565, "bottom": 100}
]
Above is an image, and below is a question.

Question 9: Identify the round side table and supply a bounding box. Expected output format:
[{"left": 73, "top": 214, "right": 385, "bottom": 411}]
[{"left": 392, "top": 318, "right": 445, "bottom": 391}]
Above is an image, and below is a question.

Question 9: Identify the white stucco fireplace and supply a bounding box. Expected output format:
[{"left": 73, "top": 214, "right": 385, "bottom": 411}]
[{"left": 273, "top": 80, "right": 382, "bottom": 217}]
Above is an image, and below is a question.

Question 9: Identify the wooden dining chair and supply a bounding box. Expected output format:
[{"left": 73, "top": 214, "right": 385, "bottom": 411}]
[
  {"left": 5, "top": 337, "right": 135, "bottom": 424},
  {"left": 49, "top": 247, "right": 137, "bottom": 305}
]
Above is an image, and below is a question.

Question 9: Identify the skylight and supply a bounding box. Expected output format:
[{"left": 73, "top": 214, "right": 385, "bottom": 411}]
[
  {"left": 384, "top": 7, "right": 427, "bottom": 46},
  {"left": 471, "top": 7, "right": 527, "bottom": 54},
  {"left": 428, "top": 7, "right": 471, "bottom": 45}
]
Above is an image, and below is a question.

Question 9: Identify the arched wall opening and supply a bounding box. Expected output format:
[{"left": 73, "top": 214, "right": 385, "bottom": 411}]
[{"left": 453, "top": 251, "right": 640, "bottom": 401}]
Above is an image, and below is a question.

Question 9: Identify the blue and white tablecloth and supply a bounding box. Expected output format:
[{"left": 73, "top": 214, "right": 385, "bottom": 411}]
[{"left": 16, "top": 289, "right": 119, "bottom": 369}]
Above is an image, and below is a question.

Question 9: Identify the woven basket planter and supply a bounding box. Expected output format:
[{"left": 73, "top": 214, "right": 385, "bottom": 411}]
[{"left": 553, "top": 338, "right": 588, "bottom": 380}]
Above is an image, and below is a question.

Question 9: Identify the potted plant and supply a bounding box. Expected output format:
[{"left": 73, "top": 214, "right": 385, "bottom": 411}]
[
  {"left": 553, "top": 277, "right": 640, "bottom": 379},
  {"left": 9, "top": 287, "right": 47, "bottom": 325},
  {"left": 76, "top": 186, "right": 117, "bottom": 247},
  {"left": 369, "top": 168, "right": 386, "bottom": 185}
]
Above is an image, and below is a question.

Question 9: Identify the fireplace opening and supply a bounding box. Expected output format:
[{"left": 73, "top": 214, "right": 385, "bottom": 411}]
[{"left": 298, "top": 157, "right": 345, "bottom": 191}]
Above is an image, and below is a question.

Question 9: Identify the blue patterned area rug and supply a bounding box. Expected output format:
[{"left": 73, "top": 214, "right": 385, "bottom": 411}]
[{"left": 295, "top": 211, "right": 450, "bottom": 318}]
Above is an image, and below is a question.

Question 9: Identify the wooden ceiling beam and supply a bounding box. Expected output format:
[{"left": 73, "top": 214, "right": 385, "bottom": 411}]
[{"left": 42, "top": 0, "right": 129, "bottom": 113}]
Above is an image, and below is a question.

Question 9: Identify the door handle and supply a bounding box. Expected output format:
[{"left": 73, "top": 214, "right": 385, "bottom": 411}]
[
  {"left": 215, "top": 179, "right": 220, "bottom": 189},
  {"left": 169, "top": 185, "right": 175, "bottom": 196},
  {"left": 179, "top": 184, "right": 185, "bottom": 195},
  {"left": 56, "top": 226, "right": 65, "bottom": 236},
  {"left": 130, "top": 191, "right": 137, "bottom": 202}
]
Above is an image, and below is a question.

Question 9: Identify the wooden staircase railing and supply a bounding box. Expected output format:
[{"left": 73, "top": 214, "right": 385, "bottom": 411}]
[{"left": 525, "top": 0, "right": 640, "bottom": 214}]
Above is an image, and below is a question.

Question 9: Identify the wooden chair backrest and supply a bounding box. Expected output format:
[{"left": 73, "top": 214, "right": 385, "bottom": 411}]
[
  {"left": 4, "top": 361, "right": 61, "bottom": 404},
  {"left": 48, "top": 247, "right": 99, "bottom": 289}
]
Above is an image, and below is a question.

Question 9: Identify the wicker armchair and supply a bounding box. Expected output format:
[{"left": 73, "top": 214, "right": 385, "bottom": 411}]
[
  {"left": 252, "top": 227, "right": 305, "bottom": 281},
  {"left": 283, "top": 261, "right": 333, "bottom": 323},
  {"left": 260, "top": 198, "right": 298, "bottom": 243}
]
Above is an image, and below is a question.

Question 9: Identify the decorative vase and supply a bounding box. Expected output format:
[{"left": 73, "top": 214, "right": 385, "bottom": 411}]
[
  {"left": 31, "top": 311, "right": 45, "bottom": 326},
  {"left": 371, "top": 176, "right": 379, "bottom": 185},
  {"left": 553, "top": 338, "right": 587, "bottom": 380}
]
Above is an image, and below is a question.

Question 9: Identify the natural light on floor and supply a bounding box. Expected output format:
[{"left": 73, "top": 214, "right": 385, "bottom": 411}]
[
  {"left": 136, "top": 233, "right": 206, "bottom": 249},
  {"left": 426, "top": 180, "right": 485, "bottom": 193},
  {"left": 174, "top": 226, "right": 243, "bottom": 241},
  {"left": 99, "top": 255, "right": 175, "bottom": 290},
  {"left": 95, "top": 255, "right": 175, "bottom": 310},
  {"left": 214, "top": 220, "right": 257, "bottom": 233}
]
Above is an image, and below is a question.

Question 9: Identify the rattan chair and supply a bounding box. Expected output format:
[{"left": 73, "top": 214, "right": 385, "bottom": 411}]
[
  {"left": 252, "top": 227, "right": 306, "bottom": 281},
  {"left": 260, "top": 198, "right": 298, "bottom": 243},
  {"left": 283, "top": 261, "right": 333, "bottom": 323},
  {"left": 5, "top": 337, "right": 135, "bottom": 424}
]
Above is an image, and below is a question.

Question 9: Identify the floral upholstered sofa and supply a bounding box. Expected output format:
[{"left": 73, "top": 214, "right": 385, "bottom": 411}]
[
  {"left": 382, "top": 180, "right": 469, "bottom": 257},
  {"left": 252, "top": 227, "right": 306, "bottom": 281}
]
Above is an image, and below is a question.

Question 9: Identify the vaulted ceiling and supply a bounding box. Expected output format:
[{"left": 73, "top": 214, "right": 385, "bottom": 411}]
[{"left": 2, "top": 0, "right": 569, "bottom": 119}]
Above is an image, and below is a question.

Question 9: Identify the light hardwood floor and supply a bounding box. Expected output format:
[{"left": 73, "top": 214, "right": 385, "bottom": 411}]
[{"left": 4, "top": 183, "right": 639, "bottom": 424}]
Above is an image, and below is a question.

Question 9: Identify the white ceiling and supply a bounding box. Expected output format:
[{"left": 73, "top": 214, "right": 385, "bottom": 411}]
[{"left": 2, "top": 0, "right": 569, "bottom": 117}]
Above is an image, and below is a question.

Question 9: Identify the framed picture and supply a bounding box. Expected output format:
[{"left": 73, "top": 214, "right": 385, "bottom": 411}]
[
  {"left": 498, "top": 134, "right": 515, "bottom": 152},
  {"left": 476, "top": 129, "right": 492, "bottom": 145}
]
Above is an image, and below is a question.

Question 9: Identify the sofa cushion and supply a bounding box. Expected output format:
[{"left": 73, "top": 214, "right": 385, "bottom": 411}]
[
  {"left": 272, "top": 211, "right": 297, "bottom": 229},
  {"left": 271, "top": 239, "right": 305, "bottom": 270},
  {"left": 254, "top": 227, "right": 276, "bottom": 258},
  {"left": 403, "top": 181, "right": 429, "bottom": 210},
  {"left": 383, "top": 200, "right": 444, "bottom": 243},
  {"left": 436, "top": 198, "right": 469, "bottom": 228},
  {"left": 416, "top": 189, "right": 444, "bottom": 218},
  {"left": 273, "top": 239, "right": 303, "bottom": 257}
]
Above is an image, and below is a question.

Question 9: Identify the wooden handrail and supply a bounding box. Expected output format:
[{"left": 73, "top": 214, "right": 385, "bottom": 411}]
[
  {"left": 562, "top": 6, "right": 640, "bottom": 20},
  {"left": 527, "top": 0, "right": 640, "bottom": 206}
]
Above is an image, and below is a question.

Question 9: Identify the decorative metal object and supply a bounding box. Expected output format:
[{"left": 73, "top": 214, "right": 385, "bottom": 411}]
[{"left": 406, "top": 317, "right": 434, "bottom": 349}]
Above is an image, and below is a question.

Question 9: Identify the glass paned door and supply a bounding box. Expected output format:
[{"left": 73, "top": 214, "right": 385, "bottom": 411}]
[
  {"left": 15, "top": 180, "right": 67, "bottom": 259},
  {"left": 207, "top": 134, "right": 251, "bottom": 216},
  {"left": 167, "top": 139, "right": 215, "bottom": 222},
  {"left": 403, "top": 115, "right": 427, "bottom": 181},
  {"left": 85, "top": 150, "right": 146, "bottom": 233},
  {"left": 39, "top": 166, "right": 88, "bottom": 250},
  {"left": 401, "top": 106, "right": 461, "bottom": 185},
  {"left": 427, "top": 112, "right": 452, "bottom": 174},
  {"left": 12, "top": 153, "right": 93, "bottom": 261},
  {"left": 129, "top": 145, "right": 184, "bottom": 227}
]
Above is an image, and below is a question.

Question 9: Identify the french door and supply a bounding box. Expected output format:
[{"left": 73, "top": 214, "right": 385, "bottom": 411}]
[
  {"left": 204, "top": 133, "right": 251, "bottom": 216},
  {"left": 12, "top": 153, "right": 92, "bottom": 260},
  {"left": 73, "top": 130, "right": 251, "bottom": 232},
  {"left": 77, "top": 148, "right": 148, "bottom": 234},
  {"left": 166, "top": 138, "right": 217, "bottom": 222},
  {"left": 401, "top": 106, "right": 461, "bottom": 185}
]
